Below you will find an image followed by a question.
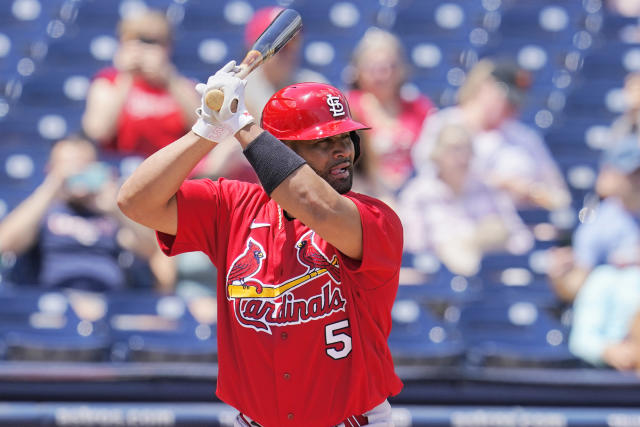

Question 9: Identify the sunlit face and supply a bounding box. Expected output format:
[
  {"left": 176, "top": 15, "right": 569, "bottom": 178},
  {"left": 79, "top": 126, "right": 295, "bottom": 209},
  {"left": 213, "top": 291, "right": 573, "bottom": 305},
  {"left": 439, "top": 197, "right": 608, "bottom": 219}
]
[
  {"left": 119, "top": 12, "right": 172, "bottom": 47},
  {"left": 618, "top": 167, "right": 640, "bottom": 212},
  {"left": 49, "top": 140, "right": 101, "bottom": 204},
  {"left": 286, "top": 133, "right": 355, "bottom": 194},
  {"left": 356, "top": 46, "right": 405, "bottom": 100},
  {"left": 49, "top": 140, "right": 96, "bottom": 177},
  {"left": 477, "top": 79, "right": 515, "bottom": 130},
  {"left": 435, "top": 143, "right": 473, "bottom": 176}
]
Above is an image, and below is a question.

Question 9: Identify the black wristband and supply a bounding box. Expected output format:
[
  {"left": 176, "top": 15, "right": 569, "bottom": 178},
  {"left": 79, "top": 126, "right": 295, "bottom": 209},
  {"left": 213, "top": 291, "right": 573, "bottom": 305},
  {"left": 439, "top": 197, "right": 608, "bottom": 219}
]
[{"left": 243, "top": 131, "right": 307, "bottom": 195}]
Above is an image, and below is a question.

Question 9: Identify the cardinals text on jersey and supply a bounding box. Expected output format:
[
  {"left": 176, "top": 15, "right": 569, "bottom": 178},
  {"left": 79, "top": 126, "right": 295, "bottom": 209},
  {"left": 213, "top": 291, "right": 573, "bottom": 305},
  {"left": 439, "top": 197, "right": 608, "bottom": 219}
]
[{"left": 226, "top": 230, "right": 346, "bottom": 334}]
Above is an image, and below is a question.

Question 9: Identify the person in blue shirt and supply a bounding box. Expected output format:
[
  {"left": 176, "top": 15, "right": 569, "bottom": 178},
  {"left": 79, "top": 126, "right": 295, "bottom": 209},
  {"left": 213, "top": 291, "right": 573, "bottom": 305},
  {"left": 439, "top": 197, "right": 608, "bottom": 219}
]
[
  {"left": 559, "top": 138, "right": 640, "bottom": 369},
  {"left": 0, "top": 135, "right": 175, "bottom": 292},
  {"left": 569, "top": 264, "right": 640, "bottom": 369},
  {"left": 548, "top": 137, "right": 640, "bottom": 302}
]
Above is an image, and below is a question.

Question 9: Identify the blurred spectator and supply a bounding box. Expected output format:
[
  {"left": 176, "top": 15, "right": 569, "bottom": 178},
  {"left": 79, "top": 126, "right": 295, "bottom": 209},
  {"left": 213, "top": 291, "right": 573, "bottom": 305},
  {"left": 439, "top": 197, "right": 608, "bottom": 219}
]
[
  {"left": 607, "top": 0, "right": 640, "bottom": 17},
  {"left": 398, "top": 124, "right": 533, "bottom": 277},
  {"left": 243, "top": 6, "right": 327, "bottom": 119},
  {"left": 82, "top": 9, "right": 199, "bottom": 158},
  {"left": 569, "top": 264, "right": 640, "bottom": 370},
  {"left": 596, "top": 72, "right": 640, "bottom": 199},
  {"left": 346, "top": 28, "right": 435, "bottom": 203},
  {"left": 630, "top": 309, "right": 640, "bottom": 372},
  {"left": 0, "top": 135, "right": 175, "bottom": 293},
  {"left": 412, "top": 59, "right": 571, "bottom": 211},
  {"left": 548, "top": 138, "right": 640, "bottom": 302}
]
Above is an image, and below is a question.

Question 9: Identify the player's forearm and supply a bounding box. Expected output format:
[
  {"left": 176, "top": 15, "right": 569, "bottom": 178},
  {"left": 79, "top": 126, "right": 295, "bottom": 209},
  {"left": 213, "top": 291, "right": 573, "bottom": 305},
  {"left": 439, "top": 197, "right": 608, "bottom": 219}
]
[
  {"left": 549, "top": 267, "right": 590, "bottom": 303},
  {"left": 235, "top": 124, "right": 335, "bottom": 217},
  {"left": 149, "top": 249, "right": 177, "bottom": 294},
  {"left": 82, "top": 76, "right": 133, "bottom": 141},
  {"left": 115, "top": 216, "right": 160, "bottom": 258},
  {"left": 118, "top": 131, "right": 216, "bottom": 226},
  {"left": 0, "top": 176, "right": 61, "bottom": 254},
  {"left": 275, "top": 167, "right": 364, "bottom": 259}
]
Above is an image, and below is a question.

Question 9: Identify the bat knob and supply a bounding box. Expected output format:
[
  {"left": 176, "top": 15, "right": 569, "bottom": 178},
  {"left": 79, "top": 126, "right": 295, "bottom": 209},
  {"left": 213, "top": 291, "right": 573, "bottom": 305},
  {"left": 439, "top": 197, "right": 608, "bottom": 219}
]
[
  {"left": 205, "top": 90, "right": 225, "bottom": 112},
  {"left": 205, "top": 90, "right": 239, "bottom": 113}
]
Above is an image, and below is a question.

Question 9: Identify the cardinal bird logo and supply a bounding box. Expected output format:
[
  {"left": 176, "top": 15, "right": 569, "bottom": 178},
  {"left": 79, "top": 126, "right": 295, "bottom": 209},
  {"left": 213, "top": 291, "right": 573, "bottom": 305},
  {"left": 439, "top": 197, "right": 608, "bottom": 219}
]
[
  {"left": 226, "top": 238, "right": 265, "bottom": 294},
  {"left": 227, "top": 233, "right": 346, "bottom": 334},
  {"left": 295, "top": 231, "right": 340, "bottom": 284}
]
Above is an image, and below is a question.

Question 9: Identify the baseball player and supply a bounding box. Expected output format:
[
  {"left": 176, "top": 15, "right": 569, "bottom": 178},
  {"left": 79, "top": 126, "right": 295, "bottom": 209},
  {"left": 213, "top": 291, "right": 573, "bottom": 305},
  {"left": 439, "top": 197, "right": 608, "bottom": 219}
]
[{"left": 118, "top": 61, "right": 403, "bottom": 426}]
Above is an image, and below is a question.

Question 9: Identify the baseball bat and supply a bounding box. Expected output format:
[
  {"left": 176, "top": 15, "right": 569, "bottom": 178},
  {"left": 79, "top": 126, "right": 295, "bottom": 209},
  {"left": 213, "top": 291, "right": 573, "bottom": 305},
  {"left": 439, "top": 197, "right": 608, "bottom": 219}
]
[{"left": 205, "top": 8, "right": 303, "bottom": 112}]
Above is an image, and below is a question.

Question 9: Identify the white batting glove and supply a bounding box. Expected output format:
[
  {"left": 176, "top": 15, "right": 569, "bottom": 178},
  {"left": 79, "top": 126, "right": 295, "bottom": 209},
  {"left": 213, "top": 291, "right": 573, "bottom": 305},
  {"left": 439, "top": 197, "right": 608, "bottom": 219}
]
[{"left": 192, "top": 60, "right": 255, "bottom": 142}]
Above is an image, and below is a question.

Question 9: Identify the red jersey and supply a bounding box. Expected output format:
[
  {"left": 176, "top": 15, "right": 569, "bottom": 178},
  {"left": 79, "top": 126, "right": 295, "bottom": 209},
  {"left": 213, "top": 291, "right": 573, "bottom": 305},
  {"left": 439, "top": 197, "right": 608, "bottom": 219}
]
[
  {"left": 157, "top": 178, "right": 403, "bottom": 426},
  {"left": 94, "top": 68, "right": 189, "bottom": 157}
]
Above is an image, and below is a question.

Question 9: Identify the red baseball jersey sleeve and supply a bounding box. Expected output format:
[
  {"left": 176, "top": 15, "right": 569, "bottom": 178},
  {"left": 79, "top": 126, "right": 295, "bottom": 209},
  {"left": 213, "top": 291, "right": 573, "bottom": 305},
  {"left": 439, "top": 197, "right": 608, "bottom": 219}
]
[{"left": 157, "top": 178, "right": 403, "bottom": 427}]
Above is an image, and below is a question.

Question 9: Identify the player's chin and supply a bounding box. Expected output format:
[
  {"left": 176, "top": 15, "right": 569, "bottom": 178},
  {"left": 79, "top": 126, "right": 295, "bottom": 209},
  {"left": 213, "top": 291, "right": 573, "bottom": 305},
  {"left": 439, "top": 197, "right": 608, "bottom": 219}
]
[{"left": 326, "top": 173, "right": 353, "bottom": 194}]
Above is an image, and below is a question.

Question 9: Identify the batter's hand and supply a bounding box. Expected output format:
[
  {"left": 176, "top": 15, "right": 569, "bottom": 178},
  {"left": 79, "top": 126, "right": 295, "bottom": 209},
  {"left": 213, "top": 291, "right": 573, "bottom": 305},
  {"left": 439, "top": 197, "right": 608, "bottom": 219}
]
[{"left": 192, "top": 61, "right": 255, "bottom": 142}]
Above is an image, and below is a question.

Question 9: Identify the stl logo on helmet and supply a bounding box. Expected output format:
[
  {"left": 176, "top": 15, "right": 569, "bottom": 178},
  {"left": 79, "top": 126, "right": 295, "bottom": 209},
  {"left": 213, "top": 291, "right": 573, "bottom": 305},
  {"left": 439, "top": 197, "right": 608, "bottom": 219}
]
[
  {"left": 226, "top": 231, "right": 346, "bottom": 334},
  {"left": 326, "top": 94, "right": 345, "bottom": 118}
]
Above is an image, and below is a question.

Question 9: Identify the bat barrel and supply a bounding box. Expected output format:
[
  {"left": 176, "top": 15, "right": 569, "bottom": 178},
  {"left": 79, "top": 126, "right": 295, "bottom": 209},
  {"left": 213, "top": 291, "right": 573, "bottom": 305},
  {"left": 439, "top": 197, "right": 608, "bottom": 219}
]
[
  {"left": 204, "top": 8, "right": 302, "bottom": 112},
  {"left": 252, "top": 8, "right": 302, "bottom": 58}
]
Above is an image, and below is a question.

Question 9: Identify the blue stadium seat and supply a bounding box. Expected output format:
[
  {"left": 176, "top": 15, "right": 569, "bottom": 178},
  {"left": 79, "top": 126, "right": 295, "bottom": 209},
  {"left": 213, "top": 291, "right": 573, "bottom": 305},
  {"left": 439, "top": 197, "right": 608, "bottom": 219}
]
[
  {"left": 19, "top": 69, "right": 92, "bottom": 108},
  {"left": 5, "top": 103, "right": 84, "bottom": 141},
  {"left": 172, "top": 30, "right": 242, "bottom": 82},
  {"left": 0, "top": 0, "right": 48, "bottom": 33},
  {"left": 404, "top": 36, "right": 471, "bottom": 77},
  {"left": 517, "top": 208, "right": 550, "bottom": 226},
  {"left": 391, "top": 0, "right": 477, "bottom": 39},
  {"left": 290, "top": 0, "right": 378, "bottom": 35},
  {"left": 545, "top": 115, "right": 614, "bottom": 152},
  {"left": 72, "top": 0, "right": 121, "bottom": 31},
  {"left": 581, "top": 42, "right": 637, "bottom": 83},
  {"left": 0, "top": 141, "right": 49, "bottom": 189},
  {"left": 458, "top": 299, "right": 580, "bottom": 368},
  {"left": 563, "top": 79, "right": 622, "bottom": 117},
  {"left": 300, "top": 35, "right": 359, "bottom": 86},
  {"left": 479, "top": 252, "right": 561, "bottom": 304},
  {"left": 74, "top": 0, "right": 179, "bottom": 30},
  {"left": 0, "top": 288, "right": 109, "bottom": 361},
  {"left": 399, "top": 252, "right": 483, "bottom": 305},
  {"left": 497, "top": 3, "right": 578, "bottom": 43},
  {"left": 107, "top": 292, "right": 217, "bottom": 363},
  {"left": 44, "top": 27, "right": 114, "bottom": 73},
  {"left": 0, "top": 0, "right": 72, "bottom": 76},
  {"left": 0, "top": 29, "right": 38, "bottom": 75},
  {"left": 481, "top": 252, "right": 536, "bottom": 272},
  {"left": 389, "top": 298, "right": 465, "bottom": 365},
  {"left": 182, "top": 0, "right": 252, "bottom": 33},
  {"left": 596, "top": 9, "right": 640, "bottom": 43}
]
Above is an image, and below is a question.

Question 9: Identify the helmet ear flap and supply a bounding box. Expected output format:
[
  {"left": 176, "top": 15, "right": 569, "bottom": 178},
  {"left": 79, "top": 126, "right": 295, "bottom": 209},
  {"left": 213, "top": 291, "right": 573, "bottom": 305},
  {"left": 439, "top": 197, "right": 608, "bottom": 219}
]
[{"left": 350, "top": 131, "right": 361, "bottom": 162}]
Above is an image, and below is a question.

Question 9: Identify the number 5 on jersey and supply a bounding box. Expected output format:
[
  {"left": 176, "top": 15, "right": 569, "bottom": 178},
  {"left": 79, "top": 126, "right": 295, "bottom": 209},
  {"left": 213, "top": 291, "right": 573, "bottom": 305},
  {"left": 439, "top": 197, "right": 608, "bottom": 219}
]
[{"left": 325, "top": 319, "right": 352, "bottom": 359}]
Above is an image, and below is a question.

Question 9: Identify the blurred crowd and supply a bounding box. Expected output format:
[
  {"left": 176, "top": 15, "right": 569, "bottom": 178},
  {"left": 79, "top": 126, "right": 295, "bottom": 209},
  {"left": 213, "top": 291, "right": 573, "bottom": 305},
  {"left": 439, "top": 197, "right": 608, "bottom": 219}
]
[{"left": 1, "top": 1, "right": 640, "bottom": 373}]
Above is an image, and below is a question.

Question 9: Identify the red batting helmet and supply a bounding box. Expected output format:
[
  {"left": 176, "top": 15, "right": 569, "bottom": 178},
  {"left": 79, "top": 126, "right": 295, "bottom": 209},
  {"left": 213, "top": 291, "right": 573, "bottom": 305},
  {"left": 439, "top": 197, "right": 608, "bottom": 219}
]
[{"left": 260, "top": 82, "right": 369, "bottom": 160}]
